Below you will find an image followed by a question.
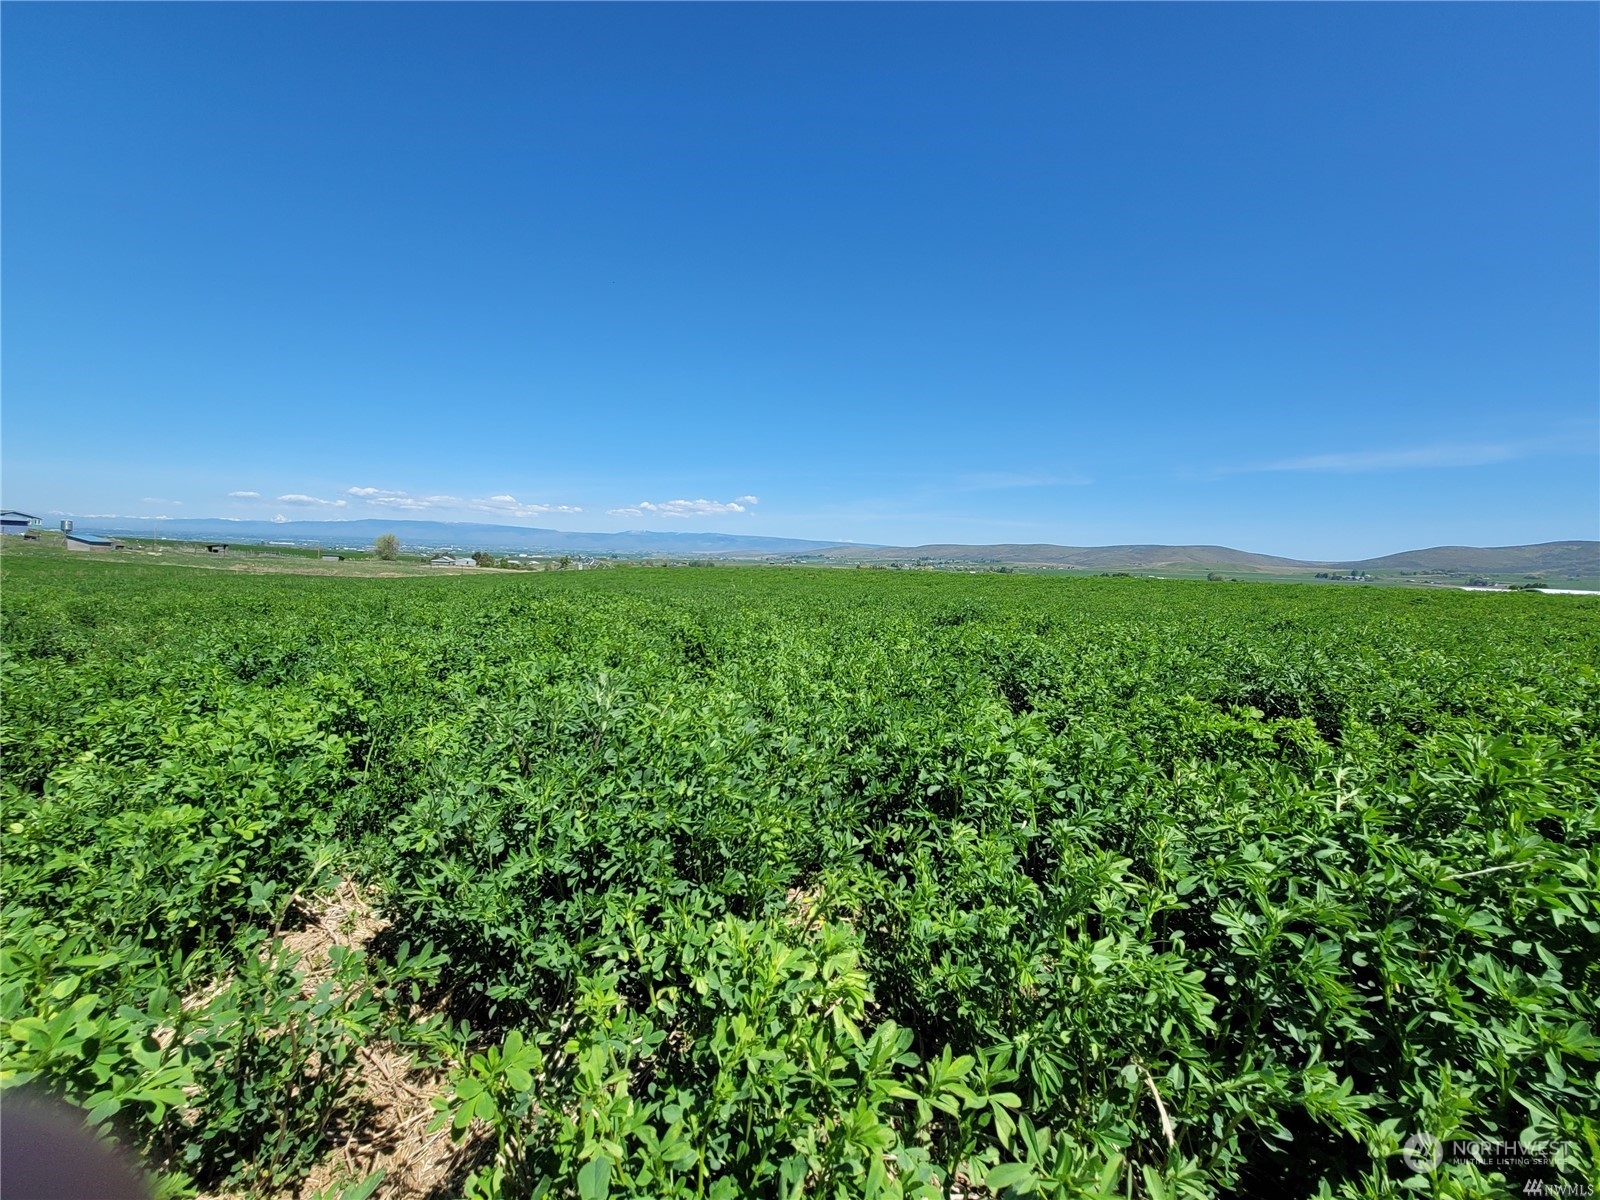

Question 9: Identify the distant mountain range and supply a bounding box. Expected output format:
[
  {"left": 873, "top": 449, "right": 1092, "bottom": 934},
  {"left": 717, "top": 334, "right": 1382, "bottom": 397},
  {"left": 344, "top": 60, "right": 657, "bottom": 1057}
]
[
  {"left": 70, "top": 517, "right": 859, "bottom": 557},
  {"left": 64, "top": 517, "right": 1598, "bottom": 576}
]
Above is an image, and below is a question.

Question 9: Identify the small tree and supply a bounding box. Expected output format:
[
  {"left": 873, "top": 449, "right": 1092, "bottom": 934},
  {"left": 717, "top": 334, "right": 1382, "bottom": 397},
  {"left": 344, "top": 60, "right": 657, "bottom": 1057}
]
[
  {"left": 471, "top": 551, "right": 495, "bottom": 568},
  {"left": 373, "top": 534, "right": 400, "bottom": 561}
]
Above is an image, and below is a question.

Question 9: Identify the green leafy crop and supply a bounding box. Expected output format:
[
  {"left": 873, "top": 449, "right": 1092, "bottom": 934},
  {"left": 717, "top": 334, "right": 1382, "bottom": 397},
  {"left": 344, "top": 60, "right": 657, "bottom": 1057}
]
[{"left": 3, "top": 559, "right": 1596, "bottom": 1198}]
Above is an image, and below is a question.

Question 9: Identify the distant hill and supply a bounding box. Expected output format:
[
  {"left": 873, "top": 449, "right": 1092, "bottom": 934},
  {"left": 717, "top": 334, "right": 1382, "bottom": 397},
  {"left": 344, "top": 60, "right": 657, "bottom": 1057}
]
[
  {"left": 814, "top": 539, "right": 1598, "bottom": 575},
  {"left": 1341, "top": 541, "right": 1600, "bottom": 575},
  {"left": 813, "top": 543, "right": 1309, "bottom": 569}
]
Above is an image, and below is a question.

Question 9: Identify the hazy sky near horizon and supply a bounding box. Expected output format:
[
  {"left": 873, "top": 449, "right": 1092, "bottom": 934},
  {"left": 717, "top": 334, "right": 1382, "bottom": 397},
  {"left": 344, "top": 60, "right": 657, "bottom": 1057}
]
[{"left": 3, "top": 3, "right": 1596, "bottom": 558}]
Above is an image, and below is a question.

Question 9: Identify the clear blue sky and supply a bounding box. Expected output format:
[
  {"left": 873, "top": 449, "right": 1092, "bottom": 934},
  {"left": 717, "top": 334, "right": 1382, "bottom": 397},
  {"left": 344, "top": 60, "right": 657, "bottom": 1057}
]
[{"left": 3, "top": 3, "right": 1595, "bottom": 557}]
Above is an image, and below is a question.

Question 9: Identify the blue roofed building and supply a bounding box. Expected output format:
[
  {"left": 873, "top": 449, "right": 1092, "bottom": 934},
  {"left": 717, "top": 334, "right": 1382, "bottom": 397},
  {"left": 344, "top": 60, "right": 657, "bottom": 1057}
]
[{"left": 65, "top": 532, "right": 122, "bottom": 552}]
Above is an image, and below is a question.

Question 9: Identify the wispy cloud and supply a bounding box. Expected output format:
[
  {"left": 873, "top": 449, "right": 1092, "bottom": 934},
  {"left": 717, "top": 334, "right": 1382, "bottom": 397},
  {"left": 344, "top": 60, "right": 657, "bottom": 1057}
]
[
  {"left": 347, "top": 486, "right": 444, "bottom": 511},
  {"left": 345, "top": 487, "right": 580, "bottom": 517},
  {"left": 1256, "top": 442, "right": 1523, "bottom": 473},
  {"left": 277, "top": 493, "right": 349, "bottom": 508},
  {"left": 143, "top": 497, "right": 183, "bottom": 506},
  {"left": 958, "top": 472, "right": 1091, "bottom": 490},
  {"left": 1203, "top": 429, "right": 1596, "bottom": 482},
  {"left": 607, "top": 496, "right": 759, "bottom": 519},
  {"left": 468, "top": 494, "right": 583, "bottom": 517},
  {"left": 227, "top": 490, "right": 261, "bottom": 499}
]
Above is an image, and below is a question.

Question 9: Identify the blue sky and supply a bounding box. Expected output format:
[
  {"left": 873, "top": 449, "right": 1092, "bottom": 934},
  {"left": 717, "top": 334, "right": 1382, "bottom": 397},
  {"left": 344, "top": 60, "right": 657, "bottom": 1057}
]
[{"left": 3, "top": 3, "right": 1595, "bottom": 558}]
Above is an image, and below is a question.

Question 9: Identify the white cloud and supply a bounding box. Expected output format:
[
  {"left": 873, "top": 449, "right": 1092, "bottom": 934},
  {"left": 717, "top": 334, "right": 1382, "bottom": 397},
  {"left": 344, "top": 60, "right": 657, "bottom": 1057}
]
[
  {"left": 345, "top": 486, "right": 580, "bottom": 517},
  {"left": 273, "top": 514, "right": 288, "bottom": 523},
  {"left": 227, "top": 490, "right": 261, "bottom": 499},
  {"left": 277, "top": 493, "right": 348, "bottom": 507},
  {"left": 464, "top": 494, "right": 582, "bottom": 517},
  {"left": 347, "top": 487, "right": 445, "bottom": 511},
  {"left": 606, "top": 497, "right": 757, "bottom": 519}
]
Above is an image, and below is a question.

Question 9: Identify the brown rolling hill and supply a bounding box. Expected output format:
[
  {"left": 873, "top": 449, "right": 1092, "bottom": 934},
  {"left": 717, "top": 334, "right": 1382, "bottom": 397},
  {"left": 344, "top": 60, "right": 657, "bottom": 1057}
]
[
  {"left": 812, "top": 539, "right": 1599, "bottom": 575},
  {"left": 814, "top": 543, "right": 1308, "bottom": 569},
  {"left": 1341, "top": 540, "right": 1599, "bottom": 575}
]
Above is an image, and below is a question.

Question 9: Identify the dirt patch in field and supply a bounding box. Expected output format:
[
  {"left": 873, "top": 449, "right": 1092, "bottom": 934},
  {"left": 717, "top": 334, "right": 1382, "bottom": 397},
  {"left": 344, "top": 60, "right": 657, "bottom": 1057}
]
[
  {"left": 291, "top": 883, "right": 490, "bottom": 1200},
  {"left": 295, "top": 1043, "right": 489, "bottom": 1200},
  {"left": 200, "top": 881, "right": 490, "bottom": 1200},
  {"left": 276, "top": 880, "right": 387, "bottom": 982},
  {"left": 785, "top": 884, "right": 825, "bottom": 934}
]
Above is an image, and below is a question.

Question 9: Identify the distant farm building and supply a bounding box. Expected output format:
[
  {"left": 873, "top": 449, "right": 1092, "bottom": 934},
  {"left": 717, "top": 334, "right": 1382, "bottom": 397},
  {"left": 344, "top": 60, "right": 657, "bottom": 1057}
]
[
  {"left": 429, "top": 555, "right": 476, "bottom": 567},
  {"left": 320, "top": 554, "right": 344, "bottom": 561},
  {"left": 1, "top": 511, "right": 41, "bottom": 536},
  {"left": 66, "top": 533, "right": 122, "bottom": 552},
  {"left": 207, "top": 544, "right": 229, "bottom": 554}
]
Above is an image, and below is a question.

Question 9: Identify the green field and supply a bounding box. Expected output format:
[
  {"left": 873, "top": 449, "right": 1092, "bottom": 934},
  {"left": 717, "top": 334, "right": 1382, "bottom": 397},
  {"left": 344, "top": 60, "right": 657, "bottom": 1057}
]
[{"left": 2, "top": 556, "right": 1597, "bottom": 1199}]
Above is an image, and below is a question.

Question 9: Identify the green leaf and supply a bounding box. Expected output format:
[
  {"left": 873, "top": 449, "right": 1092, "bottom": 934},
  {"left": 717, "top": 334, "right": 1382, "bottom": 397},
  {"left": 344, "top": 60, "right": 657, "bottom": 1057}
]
[
  {"left": 339, "top": 1169, "right": 387, "bottom": 1200},
  {"left": 577, "top": 1156, "right": 612, "bottom": 1200},
  {"left": 984, "top": 1162, "right": 1036, "bottom": 1193},
  {"left": 992, "top": 1101, "right": 1017, "bottom": 1148}
]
